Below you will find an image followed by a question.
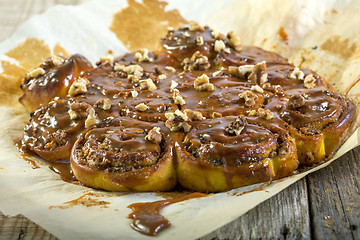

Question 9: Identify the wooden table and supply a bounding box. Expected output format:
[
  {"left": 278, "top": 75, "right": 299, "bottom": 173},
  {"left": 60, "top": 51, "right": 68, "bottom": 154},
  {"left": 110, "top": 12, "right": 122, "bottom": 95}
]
[{"left": 0, "top": 0, "right": 359, "bottom": 239}]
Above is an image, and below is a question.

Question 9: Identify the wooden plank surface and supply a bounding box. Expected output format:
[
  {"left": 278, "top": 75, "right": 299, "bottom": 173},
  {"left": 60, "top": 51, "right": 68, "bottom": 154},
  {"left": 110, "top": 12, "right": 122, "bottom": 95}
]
[{"left": 0, "top": 0, "right": 359, "bottom": 239}]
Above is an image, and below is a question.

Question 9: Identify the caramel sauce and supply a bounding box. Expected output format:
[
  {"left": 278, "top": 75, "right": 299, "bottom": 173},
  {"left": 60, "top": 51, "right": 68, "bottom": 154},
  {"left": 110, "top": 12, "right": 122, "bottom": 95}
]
[
  {"left": 127, "top": 192, "right": 207, "bottom": 236},
  {"left": 49, "top": 161, "right": 76, "bottom": 183},
  {"left": 278, "top": 27, "right": 289, "bottom": 41},
  {"left": 227, "top": 186, "right": 265, "bottom": 197},
  {"left": 16, "top": 153, "right": 40, "bottom": 169},
  {"left": 49, "top": 192, "right": 110, "bottom": 209}
]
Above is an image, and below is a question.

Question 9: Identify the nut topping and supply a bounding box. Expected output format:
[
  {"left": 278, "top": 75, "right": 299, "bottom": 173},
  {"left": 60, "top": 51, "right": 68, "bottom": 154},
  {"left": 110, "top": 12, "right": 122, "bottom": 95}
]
[
  {"left": 286, "top": 94, "right": 305, "bottom": 109},
  {"left": 51, "top": 55, "right": 65, "bottom": 66},
  {"left": 134, "top": 48, "right": 153, "bottom": 62},
  {"left": 171, "top": 89, "right": 186, "bottom": 105},
  {"left": 238, "top": 90, "right": 258, "bottom": 107},
  {"left": 145, "top": 127, "right": 162, "bottom": 144},
  {"left": 95, "top": 98, "right": 111, "bottom": 110},
  {"left": 251, "top": 85, "right": 264, "bottom": 93},
  {"left": 225, "top": 115, "right": 247, "bottom": 136},
  {"left": 214, "top": 40, "right": 226, "bottom": 52},
  {"left": 257, "top": 108, "right": 274, "bottom": 120},
  {"left": 304, "top": 74, "right": 316, "bottom": 89},
  {"left": 188, "top": 22, "right": 205, "bottom": 32},
  {"left": 68, "top": 77, "right": 89, "bottom": 96},
  {"left": 135, "top": 103, "right": 149, "bottom": 112},
  {"left": 131, "top": 90, "right": 138, "bottom": 98},
  {"left": 139, "top": 78, "right": 157, "bottom": 91},
  {"left": 194, "top": 74, "right": 214, "bottom": 91},
  {"left": 85, "top": 106, "right": 100, "bottom": 128},
  {"left": 248, "top": 61, "right": 268, "bottom": 84},
  {"left": 184, "top": 109, "right": 204, "bottom": 121},
  {"left": 165, "top": 109, "right": 191, "bottom": 132},
  {"left": 182, "top": 51, "right": 210, "bottom": 71},
  {"left": 289, "top": 67, "right": 304, "bottom": 80},
  {"left": 98, "top": 55, "right": 114, "bottom": 66},
  {"left": 170, "top": 80, "right": 178, "bottom": 90},
  {"left": 196, "top": 36, "right": 204, "bottom": 46},
  {"left": 25, "top": 67, "right": 45, "bottom": 80},
  {"left": 226, "top": 31, "right": 242, "bottom": 51}
]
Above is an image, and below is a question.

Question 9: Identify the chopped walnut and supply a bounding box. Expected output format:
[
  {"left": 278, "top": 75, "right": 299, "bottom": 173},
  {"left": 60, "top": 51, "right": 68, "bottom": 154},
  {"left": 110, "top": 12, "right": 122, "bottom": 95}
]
[
  {"left": 165, "top": 110, "right": 192, "bottom": 132},
  {"left": 212, "top": 70, "right": 223, "bottom": 77},
  {"left": 98, "top": 55, "right": 114, "bottom": 66},
  {"left": 286, "top": 94, "right": 305, "bottom": 109},
  {"left": 182, "top": 51, "right": 210, "bottom": 71},
  {"left": 139, "top": 78, "right": 157, "bottom": 91},
  {"left": 257, "top": 108, "right": 274, "bottom": 120},
  {"left": 211, "top": 30, "right": 225, "bottom": 40},
  {"left": 304, "top": 74, "right": 316, "bottom": 89},
  {"left": 165, "top": 66, "right": 176, "bottom": 73},
  {"left": 228, "top": 65, "right": 254, "bottom": 79},
  {"left": 226, "top": 31, "right": 242, "bottom": 51},
  {"left": 145, "top": 127, "right": 162, "bottom": 144},
  {"left": 225, "top": 115, "right": 247, "bottom": 136},
  {"left": 289, "top": 67, "right": 304, "bottom": 80},
  {"left": 196, "top": 36, "right": 204, "bottom": 46},
  {"left": 131, "top": 90, "right": 138, "bottom": 98},
  {"left": 212, "top": 112, "right": 222, "bottom": 118},
  {"left": 135, "top": 103, "right": 149, "bottom": 112},
  {"left": 184, "top": 109, "right": 204, "bottom": 121},
  {"left": 51, "top": 55, "right": 65, "bottom": 66},
  {"left": 114, "top": 63, "right": 125, "bottom": 71},
  {"left": 238, "top": 90, "right": 258, "bottom": 107},
  {"left": 95, "top": 98, "right": 111, "bottom": 110},
  {"left": 68, "top": 77, "right": 89, "bottom": 96},
  {"left": 25, "top": 67, "right": 45, "bottom": 80},
  {"left": 194, "top": 74, "right": 214, "bottom": 91},
  {"left": 68, "top": 109, "right": 78, "bottom": 120},
  {"left": 248, "top": 110, "right": 257, "bottom": 116},
  {"left": 248, "top": 61, "right": 268, "bottom": 84},
  {"left": 134, "top": 48, "right": 153, "bottom": 62},
  {"left": 128, "top": 74, "right": 140, "bottom": 83},
  {"left": 85, "top": 106, "right": 100, "bottom": 128},
  {"left": 122, "top": 64, "right": 143, "bottom": 78},
  {"left": 158, "top": 74, "right": 167, "bottom": 80},
  {"left": 189, "top": 22, "right": 205, "bottom": 32},
  {"left": 183, "top": 31, "right": 190, "bottom": 37},
  {"left": 214, "top": 40, "right": 226, "bottom": 52},
  {"left": 171, "top": 89, "right": 186, "bottom": 105},
  {"left": 251, "top": 85, "right": 264, "bottom": 93},
  {"left": 170, "top": 80, "right": 178, "bottom": 90}
]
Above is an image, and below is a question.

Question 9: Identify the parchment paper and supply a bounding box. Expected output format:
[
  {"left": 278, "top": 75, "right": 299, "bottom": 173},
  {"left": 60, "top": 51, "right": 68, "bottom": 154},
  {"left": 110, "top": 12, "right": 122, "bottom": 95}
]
[{"left": 1, "top": 0, "right": 360, "bottom": 239}]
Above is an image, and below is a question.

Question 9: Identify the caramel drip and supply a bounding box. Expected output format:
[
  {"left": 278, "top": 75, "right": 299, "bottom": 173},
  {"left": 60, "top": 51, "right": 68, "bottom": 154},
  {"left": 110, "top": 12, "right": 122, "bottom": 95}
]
[{"left": 127, "top": 192, "right": 207, "bottom": 236}]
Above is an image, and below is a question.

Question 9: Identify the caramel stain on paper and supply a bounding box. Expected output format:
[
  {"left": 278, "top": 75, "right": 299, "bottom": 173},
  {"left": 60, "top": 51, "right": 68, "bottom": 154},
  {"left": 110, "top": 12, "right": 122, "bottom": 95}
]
[
  {"left": 278, "top": 27, "right": 289, "bottom": 41},
  {"left": 110, "top": 0, "right": 188, "bottom": 51},
  {"left": 0, "top": 38, "right": 68, "bottom": 107},
  {"left": 16, "top": 153, "right": 40, "bottom": 169},
  {"left": 49, "top": 193, "right": 110, "bottom": 209},
  {"left": 321, "top": 36, "right": 359, "bottom": 59}
]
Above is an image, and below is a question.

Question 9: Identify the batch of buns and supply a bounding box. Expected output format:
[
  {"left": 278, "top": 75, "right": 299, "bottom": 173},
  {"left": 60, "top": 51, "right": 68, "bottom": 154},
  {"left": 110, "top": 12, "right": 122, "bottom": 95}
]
[{"left": 18, "top": 23, "right": 356, "bottom": 192}]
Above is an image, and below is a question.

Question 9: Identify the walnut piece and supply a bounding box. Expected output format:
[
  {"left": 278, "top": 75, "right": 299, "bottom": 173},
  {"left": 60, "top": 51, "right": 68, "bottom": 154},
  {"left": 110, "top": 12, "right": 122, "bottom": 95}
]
[
  {"left": 212, "top": 112, "right": 223, "bottom": 118},
  {"left": 248, "top": 61, "right": 268, "bottom": 84},
  {"left": 304, "top": 74, "right": 316, "bottom": 89},
  {"left": 182, "top": 51, "right": 210, "bottom": 71},
  {"left": 131, "top": 90, "right": 138, "bottom": 98},
  {"left": 85, "top": 106, "right": 100, "bottom": 128},
  {"left": 286, "top": 94, "right": 305, "bottom": 109},
  {"left": 25, "top": 67, "right": 45, "bottom": 80},
  {"left": 135, "top": 103, "right": 149, "bottom": 112},
  {"left": 95, "top": 98, "right": 111, "bottom": 110},
  {"left": 145, "top": 127, "right": 162, "bottom": 144},
  {"left": 238, "top": 90, "right": 258, "bottom": 107},
  {"left": 289, "top": 67, "right": 304, "bottom": 80},
  {"left": 257, "top": 108, "right": 274, "bottom": 120},
  {"left": 134, "top": 48, "right": 153, "bottom": 62},
  {"left": 184, "top": 109, "right": 204, "bottom": 121},
  {"left": 122, "top": 64, "right": 143, "bottom": 78},
  {"left": 194, "top": 74, "right": 214, "bottom": 91},
  {"left": 226, "top": 31, "right": 242, "bottom": 51},
  {"left": 251, "top": 85, "right": 264, "bottom": 93},
  {"left": 68, "top": 77, "right": 89, "bottom": 96},
  {"left": 165, "top": 110, "right": 191, "bottom": 132},
  {"left": 225, "top": 115, "right": 247, "bottom": 136},
  {"left": 98, "top": 55, "right": 114, "bottom": 66},
  {"left": 189, "top": 22, "right": 205, "bottom": 32},
  {"left": 158, "top": 74, "right": 167, "bottom": 80},
  {"left": 196, "top": 36, "right": 204, "bottom": 46},
  {"left": 171, "top": 89, "right": 186, "bottom": 105},
  {"left": 214, "top": 40, "right": 226, "bottom": 52},
  {"left": 170, "top": 80, "right": 178, "bottom": 90},
  {"left": 51, "top": 55, "right": 65, "bottom": 66},
  {"left": 165, "top": 66, "right": 176, "bottom": 73},
  {"left": 139, "top": 78, "right": 157, "bottom": 91}
]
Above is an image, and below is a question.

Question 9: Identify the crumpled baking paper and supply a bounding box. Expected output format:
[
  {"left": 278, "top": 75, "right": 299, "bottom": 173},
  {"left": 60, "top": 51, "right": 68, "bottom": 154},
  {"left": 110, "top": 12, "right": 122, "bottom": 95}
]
[{"left": 0, "top": 0, "right": 360, "bottom": 239}]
